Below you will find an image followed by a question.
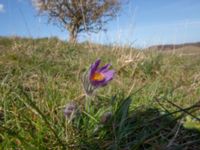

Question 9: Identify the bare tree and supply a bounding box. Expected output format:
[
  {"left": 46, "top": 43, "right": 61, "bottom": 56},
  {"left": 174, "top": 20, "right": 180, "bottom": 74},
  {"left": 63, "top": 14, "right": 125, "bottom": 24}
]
[{"left": 33, "top": 0, "right": 122, "bottom": 43}]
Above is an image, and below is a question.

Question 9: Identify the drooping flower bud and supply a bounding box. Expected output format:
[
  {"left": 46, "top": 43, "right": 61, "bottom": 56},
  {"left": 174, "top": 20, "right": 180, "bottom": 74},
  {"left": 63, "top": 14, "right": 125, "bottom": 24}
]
[
  {"left": 100, "top": 111, "right": 112, "bottom": 124},
  {"left": 64, "top": 102, "right": 77, "bottom": 120}
]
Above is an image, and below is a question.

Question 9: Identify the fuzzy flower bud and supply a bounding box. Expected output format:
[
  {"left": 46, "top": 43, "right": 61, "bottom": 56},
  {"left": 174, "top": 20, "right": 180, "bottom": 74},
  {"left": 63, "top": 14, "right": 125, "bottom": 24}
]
[
  {"left": 64, "top": 102, "right": 77, "bottom": 119},
  {"left": 100, "top": 111, "right": 112, "bottom": 124}
]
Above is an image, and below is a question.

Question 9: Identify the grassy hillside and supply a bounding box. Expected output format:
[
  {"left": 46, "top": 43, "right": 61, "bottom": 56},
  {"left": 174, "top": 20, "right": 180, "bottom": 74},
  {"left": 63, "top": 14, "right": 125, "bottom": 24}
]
[{"left": 0, "top": 36, "right": 200, "bottom": 149}]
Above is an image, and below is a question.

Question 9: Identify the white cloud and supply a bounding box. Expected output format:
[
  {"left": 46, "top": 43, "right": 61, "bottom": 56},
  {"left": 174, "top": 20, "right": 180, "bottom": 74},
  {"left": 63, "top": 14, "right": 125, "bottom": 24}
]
[{"left": 0, "top": 4, "right": 5, "bottom": 13}]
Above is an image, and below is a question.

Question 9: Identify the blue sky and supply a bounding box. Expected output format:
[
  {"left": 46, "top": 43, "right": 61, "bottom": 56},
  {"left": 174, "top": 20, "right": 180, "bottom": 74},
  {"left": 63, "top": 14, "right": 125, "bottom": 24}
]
[{"left": 0, "top": 0, "right": 200, "bottom": 47}]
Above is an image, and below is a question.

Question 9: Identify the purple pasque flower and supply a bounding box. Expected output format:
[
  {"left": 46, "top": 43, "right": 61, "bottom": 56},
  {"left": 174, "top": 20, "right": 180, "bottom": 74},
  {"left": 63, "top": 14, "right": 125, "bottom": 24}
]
[
  {"left": 82, "top": 59, "right": 115, "bottom": 95},
  {"left": 89, "top": 59, "right": 115, "bottom": 88}
]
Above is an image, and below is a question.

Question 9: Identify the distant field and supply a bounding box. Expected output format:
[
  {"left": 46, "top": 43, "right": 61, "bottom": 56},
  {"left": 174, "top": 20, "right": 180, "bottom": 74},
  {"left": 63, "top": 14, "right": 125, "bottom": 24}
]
[
  {"left": 0, "top": 36, "right": 200, "bottom": 149},
  {"left": 148, "top": 42, "right": 200, "bottom": 51}
]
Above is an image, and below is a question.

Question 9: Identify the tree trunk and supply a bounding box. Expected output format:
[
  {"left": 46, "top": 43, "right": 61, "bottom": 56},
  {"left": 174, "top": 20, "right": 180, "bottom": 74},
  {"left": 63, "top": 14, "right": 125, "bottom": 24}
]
[
  {"left": 68, "top": 25, "right": 78, "bottom": 44},
  {"left": 69, "top": 32, "right": 77, "bottom": 43}
]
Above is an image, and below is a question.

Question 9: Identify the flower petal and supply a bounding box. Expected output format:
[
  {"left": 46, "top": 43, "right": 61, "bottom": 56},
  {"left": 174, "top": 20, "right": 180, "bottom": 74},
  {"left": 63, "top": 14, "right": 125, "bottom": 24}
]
[
  {"left": 89, "top": 59, "right": 101, "bottom": 78},
  {"left": 98, "top": 64, "right": 111, "bottom": 73},
  {"left": 101, "top": 70, "right": 115, "bottom": 86}
]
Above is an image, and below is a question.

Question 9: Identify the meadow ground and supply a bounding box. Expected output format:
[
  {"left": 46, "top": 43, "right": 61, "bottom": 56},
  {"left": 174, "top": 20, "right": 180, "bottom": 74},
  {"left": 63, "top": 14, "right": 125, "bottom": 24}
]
[{"left": 0, "top": 37, "right": 200, "bottom": 149}]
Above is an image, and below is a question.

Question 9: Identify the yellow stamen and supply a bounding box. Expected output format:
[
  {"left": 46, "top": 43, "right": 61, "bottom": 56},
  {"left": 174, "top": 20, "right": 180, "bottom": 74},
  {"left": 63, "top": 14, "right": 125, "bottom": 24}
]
[{"left": 91, "top": 72, "right": 105, "bottom": 81}]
